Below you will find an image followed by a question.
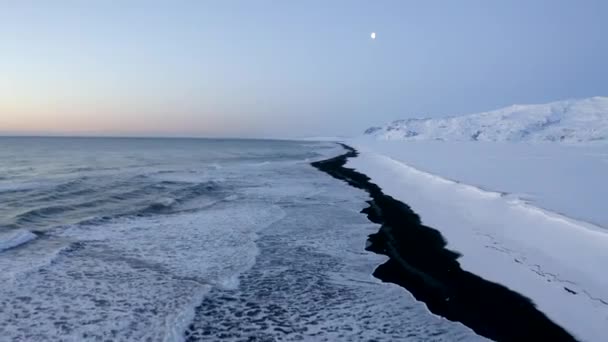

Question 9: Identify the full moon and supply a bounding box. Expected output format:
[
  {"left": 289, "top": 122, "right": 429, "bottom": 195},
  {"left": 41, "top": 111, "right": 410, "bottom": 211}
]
[{"left": 371, "top": 32, "right": 376, "bottom": 40}]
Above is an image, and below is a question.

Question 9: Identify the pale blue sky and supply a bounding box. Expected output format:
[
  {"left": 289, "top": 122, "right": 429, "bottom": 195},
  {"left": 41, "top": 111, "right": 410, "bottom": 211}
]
[{"left": 1, "top": 0, "right": 607, "bottom": 137}]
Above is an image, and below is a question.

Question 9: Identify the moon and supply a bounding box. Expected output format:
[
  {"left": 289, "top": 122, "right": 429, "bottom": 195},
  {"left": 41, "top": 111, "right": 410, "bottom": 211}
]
[{"left": 370, "top": 32, "right": 376, "bottom": 40}]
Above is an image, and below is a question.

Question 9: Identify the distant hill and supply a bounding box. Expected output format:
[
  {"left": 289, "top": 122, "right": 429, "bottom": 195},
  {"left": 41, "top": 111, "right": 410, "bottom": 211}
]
[{"left": 365, "top": 97, "right": 608, "bottom": 143}]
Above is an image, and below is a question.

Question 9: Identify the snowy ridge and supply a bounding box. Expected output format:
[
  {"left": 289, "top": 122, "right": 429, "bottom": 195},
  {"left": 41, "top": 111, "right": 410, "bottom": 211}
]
[{"left": 365, "top": 96, "right": 608, "bottom": 142}]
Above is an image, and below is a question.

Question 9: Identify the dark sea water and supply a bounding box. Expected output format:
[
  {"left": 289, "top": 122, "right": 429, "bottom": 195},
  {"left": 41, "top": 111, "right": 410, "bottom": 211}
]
[
  {"left": 0, "top": 137, "right": 318, "bottom": 233},
  {"left": 0, "top": 137, "right": 484, "bottom": 341}
]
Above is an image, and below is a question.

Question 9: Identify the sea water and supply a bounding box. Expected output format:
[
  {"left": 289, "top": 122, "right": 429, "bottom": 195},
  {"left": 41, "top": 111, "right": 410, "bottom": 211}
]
[{"left": 0, "top": 137, "right": 484, "bottom": 341}]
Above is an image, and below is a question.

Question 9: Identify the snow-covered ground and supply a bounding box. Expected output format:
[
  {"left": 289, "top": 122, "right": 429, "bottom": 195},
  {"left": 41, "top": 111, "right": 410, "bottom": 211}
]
[
  {"left": 365, "top": 96, "right": 608, "bottom": 143},
  {"left": 347, "top": 139, "right": 608, "bottom": 342},
  {"left": 351, "top": 139, "right": 608, "bottom": 229}
]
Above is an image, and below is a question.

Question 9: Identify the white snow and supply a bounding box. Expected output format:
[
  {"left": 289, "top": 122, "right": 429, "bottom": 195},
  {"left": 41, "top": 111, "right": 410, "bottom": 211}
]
[
  {"left": 0, "top": 229, "right": 37, "bottom": 252},
  {"left": 351, "top": 140, "right": 608, "bottom": 229},
  {"left": 365, "top": 96, "right": 608, "bottom": 143},
  {"left": 347, "top": 140, "right": 608, "bottom": 342}
]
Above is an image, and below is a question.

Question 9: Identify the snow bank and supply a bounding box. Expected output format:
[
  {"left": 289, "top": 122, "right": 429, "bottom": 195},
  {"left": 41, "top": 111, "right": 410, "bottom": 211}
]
[{"left": 347, "top": 145, "right": 608, "bottom": 342}]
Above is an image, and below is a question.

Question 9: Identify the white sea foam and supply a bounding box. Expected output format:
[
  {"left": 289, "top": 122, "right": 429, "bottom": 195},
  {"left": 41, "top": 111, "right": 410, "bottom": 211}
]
[
  {"left": 184, "top": 168, "right": 486, "bottom": 341},
  {"left": 0, "top": 201, "right": 285, "bottom": 341},
  {"left": 0, "top": 236, "right": 72, "bottom": 283},
  {"left": 163, "top": 286, "right": 211, "bottom": 342},
  {"left": 0, "top": 229, "right": 37, "bottom": 252},
  {"left": 150, "top": 197, "right": 177, "bottom": 209}
]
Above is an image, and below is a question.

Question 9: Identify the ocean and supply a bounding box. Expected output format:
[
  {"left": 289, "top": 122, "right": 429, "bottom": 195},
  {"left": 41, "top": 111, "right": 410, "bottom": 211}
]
[{"left": 0, "top": 137, "right": 482, "bottom": 341}]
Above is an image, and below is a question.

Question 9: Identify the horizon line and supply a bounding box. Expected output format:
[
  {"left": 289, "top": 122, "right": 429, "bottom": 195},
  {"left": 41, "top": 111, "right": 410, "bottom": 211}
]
[{"left": 0, "top": 133, "right": 322, "bottom": 141}]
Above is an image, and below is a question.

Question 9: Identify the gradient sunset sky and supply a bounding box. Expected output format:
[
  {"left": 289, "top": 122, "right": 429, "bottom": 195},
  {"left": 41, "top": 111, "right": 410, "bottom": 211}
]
[{"left": 1, "top": 0, "right": 607, "bottom": 138}]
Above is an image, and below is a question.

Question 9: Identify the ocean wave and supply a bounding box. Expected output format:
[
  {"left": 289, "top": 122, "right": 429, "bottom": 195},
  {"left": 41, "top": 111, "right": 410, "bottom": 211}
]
[
  {"left": 33, "top": 187, "right": 98, "bottom": 203},
  {"left": 14, "top": 205, "right": 74, "bottom": 225},
  {"left": 0, "top": 181, "right": 46, "bottom": 194},
  {"left": 140, "top": 197, "right": 178, "bottom": 215},
  {"left": 0, "top": 229, "right": 38, "bottom": 252},
  {"left": 137, "top": 182, "right": 224, "bottom": 216},
  {"left": 107, "top": 180, "right": 187, "bottom": 201},
  {"left": 6, "top": 176, "right": 227, "bottom": 232},
  {"left": 52, "top": 178, "right": 87, "bottom": 193},
  {"left": 170, "top": 181, "right": 222, "bottom": 203}
]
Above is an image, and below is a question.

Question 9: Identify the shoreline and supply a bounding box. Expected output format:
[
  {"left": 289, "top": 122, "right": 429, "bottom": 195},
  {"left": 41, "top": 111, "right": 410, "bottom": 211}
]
[{"left": 311, "top": 144, "right": 576, "bottom": 342}]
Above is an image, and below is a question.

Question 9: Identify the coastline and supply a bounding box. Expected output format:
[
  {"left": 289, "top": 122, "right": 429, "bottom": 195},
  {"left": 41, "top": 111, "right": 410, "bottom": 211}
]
[{"left": 311, "top": 144, "right": 576, "bottom": 342}]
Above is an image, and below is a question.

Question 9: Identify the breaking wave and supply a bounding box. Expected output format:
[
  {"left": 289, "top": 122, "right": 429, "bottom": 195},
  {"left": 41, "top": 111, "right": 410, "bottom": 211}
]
[
  {"left": 0, "top": 229, "right": 38, "bottom": 252},
  {"left": 4, "top": 177, "right": 226, "bottom": 231}
]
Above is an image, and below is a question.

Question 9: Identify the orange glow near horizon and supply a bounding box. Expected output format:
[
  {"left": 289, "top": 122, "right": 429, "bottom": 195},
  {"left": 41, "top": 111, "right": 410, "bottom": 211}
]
[{"left": 0, "top": 103, "right": 267, "bottom": 137}]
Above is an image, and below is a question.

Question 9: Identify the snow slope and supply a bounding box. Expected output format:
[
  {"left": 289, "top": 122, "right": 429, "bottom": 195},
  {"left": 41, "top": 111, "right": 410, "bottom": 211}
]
[
  {"left": 347, "top": 142, "right": 608, "bottom": 342},
  {"left": 365, "top": 96, "right": 608, "bottom": 143}
]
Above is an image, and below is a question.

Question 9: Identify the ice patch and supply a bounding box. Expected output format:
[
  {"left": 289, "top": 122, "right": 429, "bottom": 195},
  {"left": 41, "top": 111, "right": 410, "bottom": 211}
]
[{"left": 0, "top": 229, "right": 37, "bottom": 252}]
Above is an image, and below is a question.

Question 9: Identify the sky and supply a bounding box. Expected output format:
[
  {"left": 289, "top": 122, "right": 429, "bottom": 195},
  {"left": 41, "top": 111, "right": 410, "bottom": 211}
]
[{"left": 1, "top": 0, "right": 607, "bottom": 138}]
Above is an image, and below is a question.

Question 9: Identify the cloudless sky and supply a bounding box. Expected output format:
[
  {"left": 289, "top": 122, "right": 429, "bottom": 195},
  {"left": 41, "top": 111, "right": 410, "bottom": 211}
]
[{"left": 1, "top": 0, "right": 607, "bottom": 138}]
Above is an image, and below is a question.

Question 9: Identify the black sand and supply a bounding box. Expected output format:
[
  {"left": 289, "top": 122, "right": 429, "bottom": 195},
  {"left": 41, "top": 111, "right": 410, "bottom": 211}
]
[{"left": 311, "top": 144, "right": 577, "bottom": 342}]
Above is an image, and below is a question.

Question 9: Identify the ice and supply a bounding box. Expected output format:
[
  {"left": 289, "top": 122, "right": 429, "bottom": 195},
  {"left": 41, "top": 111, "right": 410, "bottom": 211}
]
[
  {"left": 0, "top": 229, "right": 37, "bottom": 252},
  {"left": 347, "top": 141, "right": 608, "bottom": 342}
]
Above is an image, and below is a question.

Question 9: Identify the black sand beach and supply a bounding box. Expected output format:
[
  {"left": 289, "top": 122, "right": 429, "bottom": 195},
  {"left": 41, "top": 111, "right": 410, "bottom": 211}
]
[{"left": 311, "top": 144, "right": 577, "bottom": 342}]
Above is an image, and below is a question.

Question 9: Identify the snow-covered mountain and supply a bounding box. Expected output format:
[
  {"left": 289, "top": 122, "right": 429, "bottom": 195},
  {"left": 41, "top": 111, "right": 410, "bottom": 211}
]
[{"left": 365, "top": 97, "right": 608, "bottom": 143}]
